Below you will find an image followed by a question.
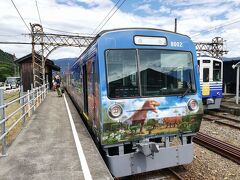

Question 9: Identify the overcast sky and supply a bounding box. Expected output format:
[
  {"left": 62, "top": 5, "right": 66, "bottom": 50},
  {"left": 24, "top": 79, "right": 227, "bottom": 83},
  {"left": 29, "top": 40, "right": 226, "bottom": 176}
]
[{"left": 0, "top": 0, "right": 240, "bottom": 59}]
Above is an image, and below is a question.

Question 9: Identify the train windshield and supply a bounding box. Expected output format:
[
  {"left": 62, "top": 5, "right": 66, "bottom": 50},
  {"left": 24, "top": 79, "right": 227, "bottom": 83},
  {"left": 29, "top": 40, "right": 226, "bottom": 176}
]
[
  {"left": 106, "top": 49, "right": 196, "bottom": 98},
  {"left": 139, "top": 50, "right": 195, "bottom": 96}
]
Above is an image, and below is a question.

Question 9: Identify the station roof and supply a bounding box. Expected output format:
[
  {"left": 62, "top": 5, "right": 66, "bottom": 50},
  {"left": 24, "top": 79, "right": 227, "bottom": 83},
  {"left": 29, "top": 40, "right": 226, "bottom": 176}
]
[
  {"left": 223, "top": 57, "right": 240, "bottom": 62},
  {"left": 15, "top": 53, "right": 60, "bottom": 71}
]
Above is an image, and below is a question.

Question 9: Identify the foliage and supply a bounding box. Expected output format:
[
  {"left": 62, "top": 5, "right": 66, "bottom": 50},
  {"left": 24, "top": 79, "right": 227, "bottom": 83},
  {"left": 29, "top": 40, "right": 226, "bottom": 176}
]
[
  {"left": 129, "top": 124, "right": 141, "bottom": 134},
  {"left": 178, "top": 114, "right": 201, "bottom": 132},
  {"left": 144, "top": 119, "right": 158, "bottom": 134},
  {"left": 102, "top": 129, "right": 127, "bottom": 144},
  {"left": 0, "top": 49, "right": 19, "bottom": 82}
]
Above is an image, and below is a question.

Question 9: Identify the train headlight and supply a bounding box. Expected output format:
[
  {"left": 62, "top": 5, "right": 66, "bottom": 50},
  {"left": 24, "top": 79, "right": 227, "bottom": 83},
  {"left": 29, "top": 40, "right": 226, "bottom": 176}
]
[
  {"left": 188, "top": 99, "right": 199, "bottom": 112},
  {"left": 108, "top": 104, "right": 123, "bottom": 119}
]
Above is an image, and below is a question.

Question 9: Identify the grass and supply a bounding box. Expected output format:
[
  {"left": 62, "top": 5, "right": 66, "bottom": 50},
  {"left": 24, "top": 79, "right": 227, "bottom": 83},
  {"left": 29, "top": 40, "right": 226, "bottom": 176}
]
[
  {"left": 0, "top": 90, "right": 31, "bottom": 152},
  {"left": 4, "top": 90, "right": 20, "bottom": 102}
]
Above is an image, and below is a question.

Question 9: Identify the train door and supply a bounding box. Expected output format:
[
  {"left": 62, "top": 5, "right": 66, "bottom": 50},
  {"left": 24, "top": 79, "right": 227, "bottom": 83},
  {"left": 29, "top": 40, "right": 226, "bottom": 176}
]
[
  {"left": 212, "top": 60, "right": 222, "bottom": 83},
  {"left": 86, "top": 60, "right": 96, "bottom": 126},
  {"left": 200, "top": 60, "right": 211, "bottom": 96},
  {"left": 83, "top": 64, "right": 88, "bottom": 118}
]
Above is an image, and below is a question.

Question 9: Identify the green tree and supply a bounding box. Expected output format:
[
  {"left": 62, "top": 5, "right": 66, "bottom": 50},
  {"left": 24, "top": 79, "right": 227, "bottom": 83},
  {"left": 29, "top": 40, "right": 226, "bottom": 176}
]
[{"left": 0, "top": 49, "right": 19, "bottom": 82}]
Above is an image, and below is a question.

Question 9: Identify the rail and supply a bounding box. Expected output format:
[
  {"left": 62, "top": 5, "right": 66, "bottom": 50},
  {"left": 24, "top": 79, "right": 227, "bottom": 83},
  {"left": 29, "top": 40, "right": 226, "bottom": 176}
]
[
  {"left": 193, "top": 132, "right": 240, "bottom": 165},
  {"left": 0, "top": 83, "right": 49, "bottom": 156},
  {"left": 203, "top": 114, "right": 240, "bottom": 130}
]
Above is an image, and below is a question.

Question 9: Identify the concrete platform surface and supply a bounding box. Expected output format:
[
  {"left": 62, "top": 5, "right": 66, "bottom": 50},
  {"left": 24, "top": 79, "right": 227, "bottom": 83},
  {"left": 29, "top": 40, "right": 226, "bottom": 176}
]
[
  {"left": 221, "top": 95, "right": 240, "bottom": 115},
  {"left": 0, "top": 91, "right": 113, "bottom": 180}
]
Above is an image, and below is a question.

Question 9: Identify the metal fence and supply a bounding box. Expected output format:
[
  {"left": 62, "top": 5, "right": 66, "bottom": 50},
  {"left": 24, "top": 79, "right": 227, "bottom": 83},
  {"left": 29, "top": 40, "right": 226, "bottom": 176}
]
[{"left": 0, "top": 83, "right": 49, "bottom": 156}]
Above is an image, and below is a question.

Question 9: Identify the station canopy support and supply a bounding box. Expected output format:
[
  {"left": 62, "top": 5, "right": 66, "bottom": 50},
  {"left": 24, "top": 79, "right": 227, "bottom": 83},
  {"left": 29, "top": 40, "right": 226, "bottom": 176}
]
[
  {"left": 232, "top": 62, "right": 240, "bottom": 104},
  {"left": 30, "top": 23, "right": 95, "bottom": 87},
  {"left": 195, "top": 37, "right": 228, "bottom": 59}
]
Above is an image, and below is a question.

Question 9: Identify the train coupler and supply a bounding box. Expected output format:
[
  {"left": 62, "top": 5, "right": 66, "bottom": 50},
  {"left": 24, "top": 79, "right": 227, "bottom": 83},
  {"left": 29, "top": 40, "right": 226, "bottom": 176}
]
[{"left": 136, "top": 140, "right": 160, "bottom": 158}]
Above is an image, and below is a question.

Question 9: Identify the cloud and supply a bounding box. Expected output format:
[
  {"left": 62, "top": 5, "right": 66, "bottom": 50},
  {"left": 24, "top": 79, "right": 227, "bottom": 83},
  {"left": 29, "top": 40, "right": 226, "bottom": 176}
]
[{"left": 0, "top": 0, "right": 239, "bottom": 59}]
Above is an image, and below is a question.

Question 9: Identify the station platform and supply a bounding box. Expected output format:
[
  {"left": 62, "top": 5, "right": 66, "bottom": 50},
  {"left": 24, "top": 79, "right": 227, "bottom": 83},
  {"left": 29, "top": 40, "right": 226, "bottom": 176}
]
[
  {"left": 0, "top": 91, "right": 113, "bottom": 180},
  {"left": 220, "top": 94, "right": 240, "bottom": 115}
]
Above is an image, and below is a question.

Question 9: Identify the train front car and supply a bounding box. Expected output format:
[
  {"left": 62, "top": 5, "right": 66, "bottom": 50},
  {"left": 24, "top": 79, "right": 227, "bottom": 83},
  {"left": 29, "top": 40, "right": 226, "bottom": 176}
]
[
  {"left": 198, "top": 56, "right": 223, "bottom": 109},
  {"left": 95, "top": 29, "right": 203, "bottom": 177}
]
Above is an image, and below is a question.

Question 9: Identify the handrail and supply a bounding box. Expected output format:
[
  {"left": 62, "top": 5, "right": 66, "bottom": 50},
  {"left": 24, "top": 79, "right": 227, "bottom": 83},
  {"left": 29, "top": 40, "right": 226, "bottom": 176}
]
[
  {"left": 0, "top": 83, "right": 49, "bottom": 156},
  {"left": 0, "top": 101, "right": 27, "bottom": 125},
  {"left": 0, "top": 85, "right": 43, "bottom": 109}
]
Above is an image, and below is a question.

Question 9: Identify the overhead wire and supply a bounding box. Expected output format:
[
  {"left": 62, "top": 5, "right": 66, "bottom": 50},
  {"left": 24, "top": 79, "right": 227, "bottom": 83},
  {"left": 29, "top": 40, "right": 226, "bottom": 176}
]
[
  {"left": 43, "top": 27, "right": 94, "bottom": 36},
  {"left": 0, "top": 34, "right": 25, "bottom": 37},
  {"left": 91, "top": 0, "right": 122, "bottom": 35},
  {"left": 95, "top": 0, "right": 127, "bottom": 35},
  {"left": 191, "top": 17, "right": 240, "bottom": 38},
  {"left": 10, "top": 0, "right": 31, "bottom": 33},
  {"left": 0, "top": 41, "right": 32, "bottom": 45},
  {"left": 76, "top": 0, "right": 127, "bottom": 53},
  {"left": 35, "top": 0, "right": 42, "bottom": 26},
  {"left": 38, "top": 0, "right": 127, "bottom": 37}
]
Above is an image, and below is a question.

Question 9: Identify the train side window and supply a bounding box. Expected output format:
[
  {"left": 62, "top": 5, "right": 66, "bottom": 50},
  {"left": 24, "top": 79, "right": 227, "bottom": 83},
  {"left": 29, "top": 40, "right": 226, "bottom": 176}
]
[
  {"left": 213, "top": 61, "right": 221, "bottom": 81},
  {"left": 203, "top": 68, "right": 209, "bottom": 82}
]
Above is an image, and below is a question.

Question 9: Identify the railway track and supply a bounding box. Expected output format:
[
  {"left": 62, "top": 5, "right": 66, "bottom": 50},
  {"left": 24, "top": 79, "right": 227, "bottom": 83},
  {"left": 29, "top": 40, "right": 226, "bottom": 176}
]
[
  {"left": 116, "top": 168, "right": 183, "bottom": 180},
  {"left": 193, "top": 132, "right": 240, "bottom": 165},
  {"left": 203, "top": 113, "right": 240, "bottom": 130}
]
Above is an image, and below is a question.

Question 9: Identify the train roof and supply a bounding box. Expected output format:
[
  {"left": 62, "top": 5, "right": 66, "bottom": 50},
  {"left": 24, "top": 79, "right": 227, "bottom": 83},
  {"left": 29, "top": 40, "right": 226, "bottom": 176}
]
[
  {"left": 91, "top": 28, "right": 190, "bottom": 49},
  {"left": 197, "top": 56, "right": 223, "bottom": 61},
  {"left": 71, "top": 28, "right": 191, "bottom": 67},
  {"left": 97, "top": 28, "right": 190, "bottom": 38}
]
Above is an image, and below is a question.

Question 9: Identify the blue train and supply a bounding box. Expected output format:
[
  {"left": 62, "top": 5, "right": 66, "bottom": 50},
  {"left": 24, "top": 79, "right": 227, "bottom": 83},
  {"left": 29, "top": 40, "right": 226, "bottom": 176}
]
[
  {"left": 66, "top": 28, "right": 203, "bottom": 177},
  {"left": 198, "top": 56, "right": 223, "bottom": 109}
]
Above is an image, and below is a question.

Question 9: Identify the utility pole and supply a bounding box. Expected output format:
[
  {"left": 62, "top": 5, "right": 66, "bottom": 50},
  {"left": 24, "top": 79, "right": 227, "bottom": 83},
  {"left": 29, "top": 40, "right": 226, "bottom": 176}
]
[
  {"left": 174, "top": 18, "right": 177, "bottom": 33},
  {"left": 13, "top": 54, "right": 17, "bottom": 76}
]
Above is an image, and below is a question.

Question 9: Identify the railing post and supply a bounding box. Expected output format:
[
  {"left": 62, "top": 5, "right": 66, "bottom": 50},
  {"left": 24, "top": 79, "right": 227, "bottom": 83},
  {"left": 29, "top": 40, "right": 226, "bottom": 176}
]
[
  {"left": 37, "top": 87, "right": 40, "bottom": 107},
  {"left": 41, "top": 86, "right": 43, "bottom": 103},
  {"left": 42, "top": 85, "right": 44, "bottom": 100},
  {"left": 45, "top": 83, "right": 48, "bottom": 97},
  {"left": 41, "top": 85, "right": 43, "bottom": 102},
  {"left": 44, "top": 84, "right": 46, "bottom": 98},
  {"left": 0, "top": 89, "right": 7, "bottom": 156},
  {"left": 36, "top": 87, "right": 39, "bottom": 107},
  {"left": 40, "top": 86, "right": 42, "bottom": 102},
  {"left": 31, "top": 84, "right": 35, "bottom": 113},
  {"left": 33, "top": 88, "right": 36, "bottom": 111},
  {"left": 20, "top": 86, "right": 26, "bottom": 123},
  {"left": 27, "top": 90, "right": 30, "bottom": 117},
  {"left": 46, "top": 74, "right": 49, "bottom": 96}
]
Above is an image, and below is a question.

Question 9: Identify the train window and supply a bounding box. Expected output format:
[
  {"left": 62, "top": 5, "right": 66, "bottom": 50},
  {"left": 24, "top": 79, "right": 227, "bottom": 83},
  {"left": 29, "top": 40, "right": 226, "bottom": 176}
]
[
  {"left": 213, "top": 61, "right": 221, "bottom": 81},
  {"left": 72, "top": 64, "right": 81, "bottom": 89},
  {"left": 106, "top": 49, "right": 139, "bottom": 98},
  {"left": 203, "top": 68, "right": 209, "bottom": 82},
  {"left": 138, "top": 50, "right": 196, "bottom": 96}
]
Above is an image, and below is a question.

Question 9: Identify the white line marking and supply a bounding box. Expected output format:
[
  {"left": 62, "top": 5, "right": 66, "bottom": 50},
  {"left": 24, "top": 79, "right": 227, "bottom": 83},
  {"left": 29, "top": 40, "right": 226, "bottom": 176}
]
[{"left": 63, "top": 94, "right": 93, "bottom": 180}]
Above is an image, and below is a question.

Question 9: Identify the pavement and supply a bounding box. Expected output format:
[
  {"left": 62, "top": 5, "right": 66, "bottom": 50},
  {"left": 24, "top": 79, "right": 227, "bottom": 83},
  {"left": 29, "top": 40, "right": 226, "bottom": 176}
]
[{"left": 0, "top": 91, "right": 113, "bottom": 180}]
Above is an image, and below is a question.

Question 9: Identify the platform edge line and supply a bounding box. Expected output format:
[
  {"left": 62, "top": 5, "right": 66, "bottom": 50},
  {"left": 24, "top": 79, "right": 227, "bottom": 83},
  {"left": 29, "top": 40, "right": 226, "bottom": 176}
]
[{"left": 63, "top": 94, "right": 93, "bottom": 180}]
